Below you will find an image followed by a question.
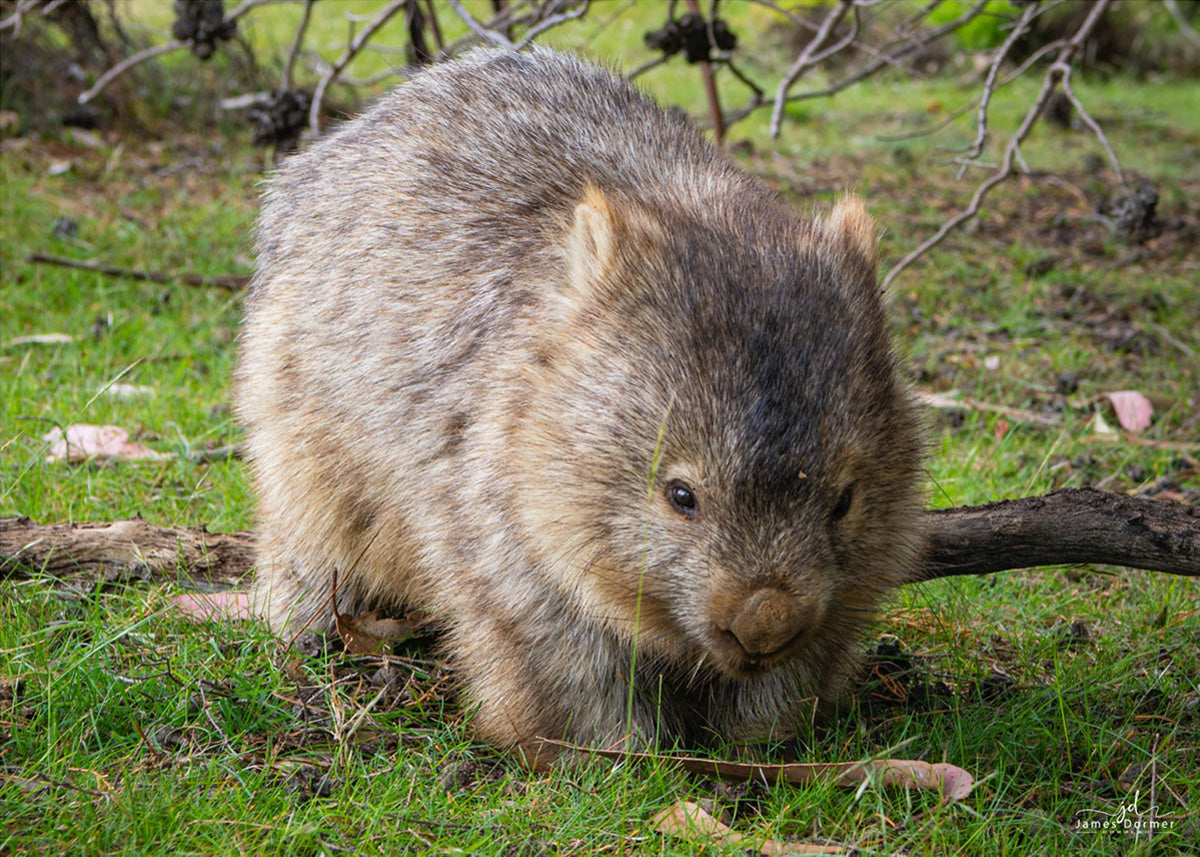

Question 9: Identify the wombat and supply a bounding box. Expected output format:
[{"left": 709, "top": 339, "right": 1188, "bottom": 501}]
[{"left": 236, "top": 47, "right": 924, "bottom": 763}]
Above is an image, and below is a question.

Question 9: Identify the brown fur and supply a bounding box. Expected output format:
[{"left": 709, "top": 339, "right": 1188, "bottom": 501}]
[{"left": 236, "top": 48, "right": 925, "bottom": 763}]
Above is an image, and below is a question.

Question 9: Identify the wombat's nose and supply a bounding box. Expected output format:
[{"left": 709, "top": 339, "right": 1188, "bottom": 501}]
[{"left": 726, "top": 589, "right": 812, "bottom": 658}]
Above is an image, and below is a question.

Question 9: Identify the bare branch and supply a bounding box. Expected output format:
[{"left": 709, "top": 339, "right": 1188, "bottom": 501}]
[
  {"left": 445, "top": 0, "right": 515, "bottom": 49},
  {"left": 881, "top": 0, "right": 1116, "bottom": 290},
  {"left": 686, "top": 0, "right": 726, "bottom": 145},
  {"left": 1057, "top": 61, "right": 1127, "bottom": 187},
  {"left": 769, "top": 0, "right": 853, "bottom": 139},
  {"left": 1165, "top": 0, "right": 1200, "bottom": 48},
  {"left": 225, "top": 0, "right": 291, "bottom": 25},
  {"left": 27, "top": 253, "right": 247, "bottom": 290},
  {"left": 422, "top": 0, "right": 446, "bottom": 55},
  {"left": 335, "top": 68, "right": 412, "bottom": 89},
  {"left": 916, "top": 489, "right": 1200, "bottom": 581},
  {"left": 628, "top": 55, "right": 669, "bottom": 81},
  {"left": 281, "top": 0, "right": 315, "bottom": 92},
  {"left": 959, "top": 0, "right": 1043, "bottom": 173},
  {"left": 515, "top": 0, "right": 592, "bottom": 52},
  {"left": 77, "top": 40, "right": 188, "bottom": 105},
  {"left": 308, "top": 0, "right": 410, "bottom": 136},
  {"left": 749, "top": 0, "right": 993, "bottom": 132},
  {"left": 0, "top": 0, "right": 45, "bottom": 36}
]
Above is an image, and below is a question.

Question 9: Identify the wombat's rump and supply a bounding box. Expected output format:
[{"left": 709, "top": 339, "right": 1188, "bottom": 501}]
[{"left": 237, "top": 47, "right": 924, "bottom": 763}]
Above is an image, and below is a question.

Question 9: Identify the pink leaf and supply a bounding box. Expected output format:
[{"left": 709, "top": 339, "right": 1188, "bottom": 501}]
[
  {"left": 1106, "top": 391, "right": 1153, "bottom": 432},
  {"left": 43, "top": 424, "right": 170, "bottom": 463},
  {"left": 171, "top": 592, "right": 254, "bottom": 622}
]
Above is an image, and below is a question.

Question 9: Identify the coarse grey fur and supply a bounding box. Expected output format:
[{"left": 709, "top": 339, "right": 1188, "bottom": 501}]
[{"left": 237, "top": 47, "right": 925, "bottom": 764}]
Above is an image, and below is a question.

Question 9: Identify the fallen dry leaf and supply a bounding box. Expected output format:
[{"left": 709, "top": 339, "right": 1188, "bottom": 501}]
[
  {"left": 104, "top": 383, "right": 156, "bottom": 399},
  {"left": 653, "top": 801, "right": 844, "bottom": 855},
  {"left": 8, "top": 333, "right": 74, "bottom": 345},
  {"left": 43, "top": 424, "right": 171, "bottom": 463},
  {"left": 1086, "top": 411, "right": 1120, "bottom": 441},
  {"left": 1106, "top": 390, "right": 1154, "bottom": 432},
  {"left": 336, "top": 608, "right": 429, "bottom": 654},
  {"left": 537, "top": 739, "right": 975, "bottom": 803}
]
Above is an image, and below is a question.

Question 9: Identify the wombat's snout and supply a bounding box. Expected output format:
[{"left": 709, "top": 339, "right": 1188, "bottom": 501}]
[{"left": 714, "top": 588, "right": 821, "bottom": 673}]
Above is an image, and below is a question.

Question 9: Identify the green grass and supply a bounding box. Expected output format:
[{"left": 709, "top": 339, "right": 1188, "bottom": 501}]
[{"left": 3, "top": 6, "right": 1199, "bottom": 854}]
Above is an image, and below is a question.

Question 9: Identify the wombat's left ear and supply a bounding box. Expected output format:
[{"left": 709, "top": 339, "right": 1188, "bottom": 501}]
[
  {"left": 564, "top": 183, "right": 617, "bottom": 298},
  {"left": 823, "top": 196, "right": 879, "bottom": 287}
]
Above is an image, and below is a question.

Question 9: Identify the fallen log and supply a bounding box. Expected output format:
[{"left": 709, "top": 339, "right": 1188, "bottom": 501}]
[
  {"left": 1, "top": 488, "right": 1197, "bottom": 586},
  {"left": 0, "top": 516, "right": 254, "bottom": 587}
]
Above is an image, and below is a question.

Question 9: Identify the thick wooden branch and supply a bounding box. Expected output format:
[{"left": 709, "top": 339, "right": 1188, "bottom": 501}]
[
  {"left": 1, "top": 489, "right": 1196, "bottom": 589},
  {"left": 918, "top": 488, "right": 1199, "bottom": 580}
]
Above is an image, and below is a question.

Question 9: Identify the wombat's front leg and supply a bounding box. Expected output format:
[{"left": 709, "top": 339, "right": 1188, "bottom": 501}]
[{"left": 446, "top": 603, "right": 663, "bottom": 766}]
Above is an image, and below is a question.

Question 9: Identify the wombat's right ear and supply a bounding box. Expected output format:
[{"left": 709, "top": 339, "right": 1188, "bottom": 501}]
[
  {"left": 826, "top": 197, "right": 877, "bottom": 264},
  {"left": 564, "top": 184, "right": 617, "bottom": 299},
  {"left": 820, "top": 196, "right": 879, "bottom": 293}
]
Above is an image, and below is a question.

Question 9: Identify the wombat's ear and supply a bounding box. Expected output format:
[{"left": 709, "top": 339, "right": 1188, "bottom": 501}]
[
  {"left": 822, "top": 196, "right": 879, "bottom": 288},
  {"left": 564, "top": 183, "right": 617, "bottom": 296}
]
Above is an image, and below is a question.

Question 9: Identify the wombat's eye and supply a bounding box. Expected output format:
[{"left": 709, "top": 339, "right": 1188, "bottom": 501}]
[
  {"left": 666, "top": 481, "right": 698, "bottom": 518},
  {"left": 831, "top": 485, "right": 854, "bottom": 521}
]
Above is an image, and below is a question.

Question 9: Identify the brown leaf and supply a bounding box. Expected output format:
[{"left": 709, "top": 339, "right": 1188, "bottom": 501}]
[
  {"left": 336, "top": 608, "right": 427, "bottom": 654},
  {"left": 43, "top": 424, "right": 170, "bottom": 463},
  {"left": 653, "top": 801, "right": 845, "bottom": 855}
]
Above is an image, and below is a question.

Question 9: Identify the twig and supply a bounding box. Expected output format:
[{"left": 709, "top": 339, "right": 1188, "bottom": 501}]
[
  {"left": 769, "top": 0, "right": 853, "bottom": 139},
  {"left": 0, "top": 0, "right": 43, "bottom": 36},
  {"left": 686, "top": 0, "right": 725, "bottom": 145},
  {"left": 1149, "top": 323, "right": 1197, "bottom": 358},
  {"left": 187, "top": 445, "right": 242, "bottom": 464},
  {"left": 308, "top": 0, "right": 410, "bottom": 135},
  {"left": 281, "top": 0, "right": 315, "bottom": 92},
  {"left": 78, "top": 40, "right": 188, "bottom": 105},
  {"left": 628, "top": 55, "right": 668, "bottom": 80},
  {"left": 27, "top": 253, "right": 248, "bottom": 290},
  {"left": 422, "top": 0, "right": 445, "bottom": 55},
  {"left": 335, "top": 68, "right": 412, "bottom": 89},
  {"left": 881, "top": 0, "right": 1114, "bottom": 290},
  {"left": 197, "top": 681, "right": 238, "bottom": 757},
  {"left": 1057, "top": 61, "right": 1126, "bottom": 188},
  {"left": 1165, "top": 0, "right": 1200, "bottom": 48},
  {"left": 1145, "top": 733, "right": 1160, "bottom": 847},
  {"left": 445, "top": 0, "right": 515, "bottom": 49},
  {"left": 514, "top": 0, "right": 591, "bottom": 52},
  {"left": 960, "top": 0, "right": 1043, "bottom": 173},
  {"left": 878, "top": 37, "right": 1068, "bottom": 145},
  {"left": 224, "top": 0, "right": 286, "bottom": 25},
  {"left": 733, "top": 0, "right": 992, "bottom": 131}
]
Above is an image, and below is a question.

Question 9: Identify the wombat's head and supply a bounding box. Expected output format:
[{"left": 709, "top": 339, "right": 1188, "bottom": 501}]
[{"left": 511, "top": 184, "right": 923, "bottom": 685}]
